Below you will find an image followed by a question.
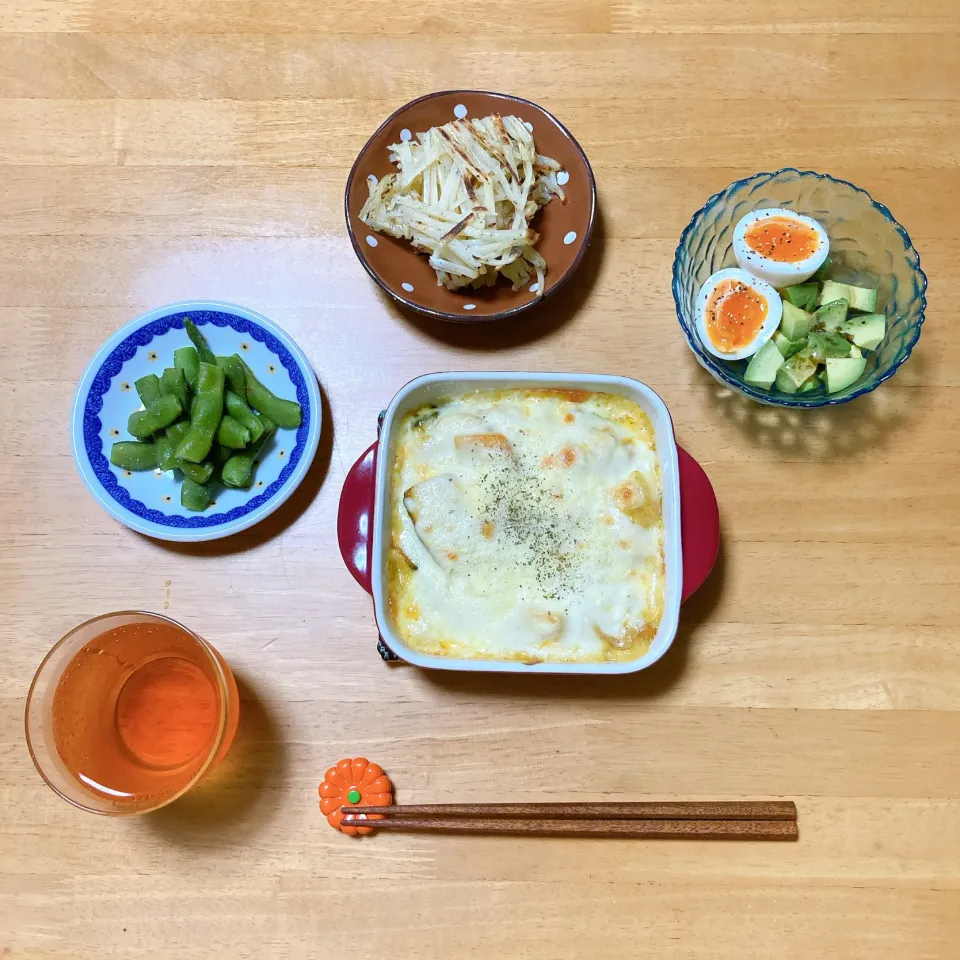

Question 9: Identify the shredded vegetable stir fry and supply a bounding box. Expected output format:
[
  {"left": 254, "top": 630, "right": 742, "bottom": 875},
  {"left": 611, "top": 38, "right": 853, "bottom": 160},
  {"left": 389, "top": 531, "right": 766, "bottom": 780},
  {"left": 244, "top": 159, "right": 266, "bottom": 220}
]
[{"left": 359, "top": 115, "right": 566, "bottom": 295}]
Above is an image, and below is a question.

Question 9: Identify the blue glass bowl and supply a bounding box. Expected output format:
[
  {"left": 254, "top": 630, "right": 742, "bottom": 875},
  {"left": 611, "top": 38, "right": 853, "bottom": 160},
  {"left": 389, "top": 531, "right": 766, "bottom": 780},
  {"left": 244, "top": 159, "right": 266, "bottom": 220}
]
[{"left": 672, "top": 169, "right": 927, "bottom": 407}]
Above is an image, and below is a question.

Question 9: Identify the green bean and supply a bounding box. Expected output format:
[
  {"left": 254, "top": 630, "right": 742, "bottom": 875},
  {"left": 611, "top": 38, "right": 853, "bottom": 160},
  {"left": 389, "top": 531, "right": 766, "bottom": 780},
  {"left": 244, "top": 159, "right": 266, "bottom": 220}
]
[
  {"left": 221, "top": 415, "right": 275, "bottom": 488},
  {"left": 110, "top": 441, "right": 158, "bottom": 471},
  {"left": 127, "top": 394, "right": 182, "bottom": 438},
  {"left": 179, "top": 460, "right": 214, "bottom": 484},
  {"left": 220, "top": 459, "right": 250, "bottom": 489},
  {"left": 225, "top": 390, "right": 264, "bottom": 443},
  {"left": 135, "top": 374, "right": 162, "bottom": 406},
  {"left": 215, "top": 356, "right": 246, "bottom": 396},
  {"left": 210, "top": 443, "right": 232, "bottom": 479},
  {"left": 161, "top": 420, "right": 209, "bottom": 478},
  {"left": 174, "top": 362, "right": 224, "bottom": 463},
  {"left": 183, "top": 317, "right": 216, "bottom": 365},
  {"left": 174, "top": 347, "right": 199, "bottom": 392},
  {"left": 236, "top": 356, "right": 302, "bottom": 429},
  {"left": 160, "top": 366, "right": 188, "bottom": 410},
  {"left": 154, "top": 435, "right": 176, "bottom": 472},
  {"left": 161, "top": 437, "right": 211, "bottom": 481},
  {"left": 217, "top": 415, "right": 251, "bottom": 449},
  {"left": 180, "top": 478, "right": 212, "bottom": 512},
  {"left": 166, "top": 420, "right": 190, "bottom": 448}
]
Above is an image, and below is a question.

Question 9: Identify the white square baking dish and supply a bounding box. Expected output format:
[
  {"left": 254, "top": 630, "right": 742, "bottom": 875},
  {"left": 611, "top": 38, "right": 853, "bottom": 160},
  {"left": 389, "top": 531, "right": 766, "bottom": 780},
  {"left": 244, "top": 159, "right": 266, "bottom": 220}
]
[{"left": 369, "top": 372, "right": 683, "bottom": 674}]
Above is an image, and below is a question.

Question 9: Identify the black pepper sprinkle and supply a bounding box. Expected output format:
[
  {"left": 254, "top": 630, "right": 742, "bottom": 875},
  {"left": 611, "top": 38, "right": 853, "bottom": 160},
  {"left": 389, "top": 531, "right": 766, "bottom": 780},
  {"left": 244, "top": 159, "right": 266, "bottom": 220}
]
[{"left": 474, "top": 445, "right": 585, "bottom": 601}]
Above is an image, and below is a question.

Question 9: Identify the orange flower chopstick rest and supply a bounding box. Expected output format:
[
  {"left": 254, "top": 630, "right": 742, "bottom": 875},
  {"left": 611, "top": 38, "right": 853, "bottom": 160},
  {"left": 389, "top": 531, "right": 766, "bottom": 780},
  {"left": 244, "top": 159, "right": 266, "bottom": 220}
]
[{"left": 320, "top": 758, "right": 393, "bottom": 836}]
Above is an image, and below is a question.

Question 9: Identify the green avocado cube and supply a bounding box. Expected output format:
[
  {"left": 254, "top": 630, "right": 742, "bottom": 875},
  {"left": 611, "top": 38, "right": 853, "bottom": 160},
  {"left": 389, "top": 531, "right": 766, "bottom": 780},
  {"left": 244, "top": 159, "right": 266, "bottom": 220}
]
[
  {"left": 779, "top": 301, "right": 814, "bottom": 340},
  {"left": 825, "top": 355, "right": 867, "bottom": 394},
  {"left": 806, "top": 331, "right": 854, "bottom": 361},
  {"left": 840, "top": 312, "right": 886, "bottom": 351},
  {"left": 798, "top": 375, "right": 820, "bottom": 393},
  {"left": 775, "top": 353, "right": 820, "bottom": 394},
  {"left": 813, "top": 298, "right": 848, "bottom": 332},
  {"left": 782, "top": 282, "right": 820, "bottom": 312},
  {"left": 772, "top": 330, "right": 806, "bottom": 359},
  {"left": 819, "top": 280, "right": 877, "bottom": 313},
  {"left": 744, "top": 338, "right": 785, "bottom": 389}
]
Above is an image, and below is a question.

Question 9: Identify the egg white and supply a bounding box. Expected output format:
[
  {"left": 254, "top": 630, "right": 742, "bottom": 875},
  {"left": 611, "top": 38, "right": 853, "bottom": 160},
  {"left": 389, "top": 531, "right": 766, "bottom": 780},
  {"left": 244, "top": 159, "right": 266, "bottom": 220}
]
[
  {"left": 695, "top": 268, "right": 782, "bottom": 361},
  {"left": 733, "top": 207, "right": 830, "bottom": 287}
]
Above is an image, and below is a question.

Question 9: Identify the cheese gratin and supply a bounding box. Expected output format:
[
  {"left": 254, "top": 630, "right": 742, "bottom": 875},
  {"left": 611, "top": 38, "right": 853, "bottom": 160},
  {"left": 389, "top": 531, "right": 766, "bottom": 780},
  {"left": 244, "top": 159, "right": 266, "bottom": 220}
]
[{"left": 387, "top": 389, "right": 665, "bottom": 663}]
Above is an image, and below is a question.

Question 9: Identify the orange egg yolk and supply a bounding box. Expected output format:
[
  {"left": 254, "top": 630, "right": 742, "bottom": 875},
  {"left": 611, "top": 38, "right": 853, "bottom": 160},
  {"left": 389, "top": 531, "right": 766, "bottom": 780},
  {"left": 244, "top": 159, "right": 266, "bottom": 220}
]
[
  {"left": 705, "top": 280, "right": 769, "bottom": 353},
  {"left": 745, "top": 216, "right": 820, "bottom": 263}
]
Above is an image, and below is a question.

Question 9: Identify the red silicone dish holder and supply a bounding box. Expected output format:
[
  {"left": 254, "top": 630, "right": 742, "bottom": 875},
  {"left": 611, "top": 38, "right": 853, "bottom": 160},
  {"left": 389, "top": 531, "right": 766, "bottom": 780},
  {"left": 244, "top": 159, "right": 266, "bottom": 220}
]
[{"left": 338, "top": 430, "right": 719, "bottom": 663}]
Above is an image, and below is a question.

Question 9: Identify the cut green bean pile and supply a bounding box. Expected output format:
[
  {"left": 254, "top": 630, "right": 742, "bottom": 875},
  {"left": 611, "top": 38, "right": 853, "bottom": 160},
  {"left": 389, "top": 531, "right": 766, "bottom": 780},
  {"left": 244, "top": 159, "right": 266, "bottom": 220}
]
[{"left": 109, "top": 317, "right": 302, "bottom": 511}]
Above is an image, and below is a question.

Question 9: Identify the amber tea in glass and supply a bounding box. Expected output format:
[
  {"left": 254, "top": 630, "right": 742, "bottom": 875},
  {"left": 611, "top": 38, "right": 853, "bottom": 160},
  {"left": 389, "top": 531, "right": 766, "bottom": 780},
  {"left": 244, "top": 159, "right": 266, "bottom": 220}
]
[{"left": 26, "top": 612, "right": 239, "bottom": 815}]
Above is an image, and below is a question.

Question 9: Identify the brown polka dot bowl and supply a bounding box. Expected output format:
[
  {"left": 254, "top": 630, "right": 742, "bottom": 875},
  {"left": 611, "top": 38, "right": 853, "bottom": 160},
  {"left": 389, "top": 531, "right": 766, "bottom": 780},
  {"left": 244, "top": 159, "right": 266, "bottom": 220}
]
[{"left": 345, "top": 91, "right": 596, "bottom": 322}]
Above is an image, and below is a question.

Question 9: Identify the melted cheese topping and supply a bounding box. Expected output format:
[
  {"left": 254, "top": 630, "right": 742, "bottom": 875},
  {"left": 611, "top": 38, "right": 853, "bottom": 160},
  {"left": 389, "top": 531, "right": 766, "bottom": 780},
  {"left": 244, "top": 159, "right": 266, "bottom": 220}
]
[{"left": 387, "top": 389, "right": 665, "bottom": 663}]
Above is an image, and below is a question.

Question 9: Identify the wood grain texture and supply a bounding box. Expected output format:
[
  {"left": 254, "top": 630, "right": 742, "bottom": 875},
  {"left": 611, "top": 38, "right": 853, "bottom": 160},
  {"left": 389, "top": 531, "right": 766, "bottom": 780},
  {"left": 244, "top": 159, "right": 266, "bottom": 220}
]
[{"left": 1, "top": 0, "right": 959, "bottom": 956}]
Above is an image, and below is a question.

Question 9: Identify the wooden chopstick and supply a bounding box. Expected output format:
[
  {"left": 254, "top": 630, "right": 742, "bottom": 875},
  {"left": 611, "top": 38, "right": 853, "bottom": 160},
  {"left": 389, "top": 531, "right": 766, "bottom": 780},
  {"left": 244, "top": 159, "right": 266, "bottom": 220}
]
[
  {"left": 344, "top": 801, "right": 797, "bottom": 821},
  {"left": 339, "top": 816, "right": 798, "bottom": 840}
]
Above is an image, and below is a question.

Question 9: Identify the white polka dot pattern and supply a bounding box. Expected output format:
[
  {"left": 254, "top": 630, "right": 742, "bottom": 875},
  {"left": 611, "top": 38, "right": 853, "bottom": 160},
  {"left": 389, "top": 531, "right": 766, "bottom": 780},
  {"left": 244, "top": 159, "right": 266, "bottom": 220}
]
[
  {"left": 365, "top": 235, "right": 378, "bottom": 247},
  {"left": 563, "top": 231, "right": 577, "bottom": 245},
  {"left": 454, "top": 104, "right": 468, "bottom": 119}
]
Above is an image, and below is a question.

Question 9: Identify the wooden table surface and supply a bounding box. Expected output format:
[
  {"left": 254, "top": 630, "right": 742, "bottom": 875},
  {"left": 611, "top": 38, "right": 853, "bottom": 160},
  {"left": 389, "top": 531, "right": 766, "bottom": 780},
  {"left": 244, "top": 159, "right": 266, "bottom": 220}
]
[{"left": 2, "top": 1, "right": 959, "bottom": 957}]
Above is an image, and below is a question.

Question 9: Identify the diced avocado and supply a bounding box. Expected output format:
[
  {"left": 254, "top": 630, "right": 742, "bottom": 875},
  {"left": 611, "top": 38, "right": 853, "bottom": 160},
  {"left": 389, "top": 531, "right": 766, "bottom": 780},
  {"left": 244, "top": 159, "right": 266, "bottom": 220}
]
[
  {"left": 825, "top": 355, "right": 867, "bottom": 394},
  {"left": 840, "top": 312, "right": 886, "bottom": 351},
  {"left": 801, "top": 338, "right": 823, "bottom": 363},
  {"left": 775, "top": 353, "right": 820, "bottom": 394},
  {"left": 779, "top": 301, "right": 814, "bottom": 340},
  {"left": 775, "top": 367, "right": 799, "bottom": 394},
  {"left": 813, "top": 298, "right": 848, "bottom": 332},
  {"left": 806, "top": 331, "right": 853, "bottom": 361},
  {"left": 819, "top": 280, "right": 877, "bottom": 313},
  {"left": 798, "top": 375, "right": 820, "bottom": 393},
  {"left": 772, "top": 330, "right": 807, "bottom": 359},
  {"left": 848, "top": 344, "right": 863, "bottom": 359},
  {"left": 782, "top": 282, "right": 820, "bottom": 312},
  {"left": 744, "top": 339, "right": 785, "bottom": 389}
]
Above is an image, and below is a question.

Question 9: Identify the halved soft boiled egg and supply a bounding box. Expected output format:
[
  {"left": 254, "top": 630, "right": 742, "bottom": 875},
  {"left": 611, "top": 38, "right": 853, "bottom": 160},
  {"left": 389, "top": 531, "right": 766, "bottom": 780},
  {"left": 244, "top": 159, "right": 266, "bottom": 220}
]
[
  {"left": 695, "top": 268, "right": 782, "bottom": 361},
  {"left": 733, "top": 208, "right": 830, "bottom": 287}
]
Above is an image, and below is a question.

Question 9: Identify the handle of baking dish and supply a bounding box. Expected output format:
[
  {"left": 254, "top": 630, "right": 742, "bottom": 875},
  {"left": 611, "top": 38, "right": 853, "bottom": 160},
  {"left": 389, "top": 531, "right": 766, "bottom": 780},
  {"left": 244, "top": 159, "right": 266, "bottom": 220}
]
[
  {"left": 677, "top": 445, "right": 720, "bottom": 602},
  {"left": 337, "top": 442, "right": 377, "bottom": 594},
  {"left": 337, "top": 441, "right": 720, "bottom": 602}
]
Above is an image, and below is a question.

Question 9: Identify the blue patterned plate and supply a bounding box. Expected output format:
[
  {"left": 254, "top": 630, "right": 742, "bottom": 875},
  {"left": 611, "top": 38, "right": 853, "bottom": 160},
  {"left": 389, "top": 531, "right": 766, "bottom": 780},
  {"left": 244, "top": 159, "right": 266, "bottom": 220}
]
[{"left": 71, "top": 301, "right": 322, "bottom": 542}]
